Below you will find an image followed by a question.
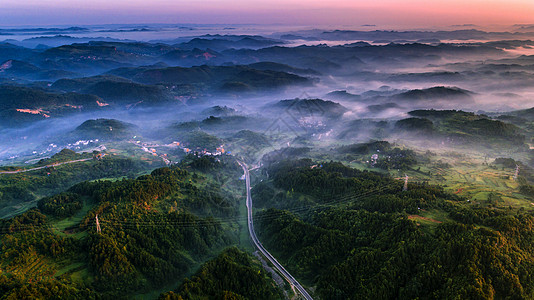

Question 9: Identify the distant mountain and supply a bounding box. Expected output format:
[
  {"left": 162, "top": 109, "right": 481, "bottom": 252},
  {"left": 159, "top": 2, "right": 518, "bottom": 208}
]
[
  {"left": 73, "top": 118, "right": 136, "bottom": 140},
  {"left": 159, "top": 48, "right": 222, "bottom": 66},
  {"left": 200, "top": 115, "right": 251, "bottom": 131},
  {"left": 387, "top": 72, "right": 465, "bottom": 83},
  {"left": 221, "top": 42, "right": 504, "bottom": 75},
  {"left": 270, "top": 98, "right": 348, "bottom": 118},
  {"left": 9, "top": 35, "right": 132, "bottom": 48},
  {"left": 170, "top": 130, "right": 222, "bottom": 150},
  {"left": 232, "top": 130, "right": 270, "bottom": 147},
  {"left": 0, "top": 43, "right": 36, "bottom": 62},
  {"left": 201, "top": 105, "right": 237, "bottom": 117},
  {"left": 361, "top": 86, "right": 403, "bottom": 98},
  {"left": 316, "top": 29, "right": 534, "bottom": 42},
  {"left": 247, "top": 62, "right": 320, "bottom": 75},
  {"left": 225, "top": 46, "right": 349, "bottom": 72},
  {"left": 500, "top": 107, "right": 534, "bottom": 119},
  {"left": 39, "top": 58, "right": 132, "bottom": 76},
  {"left": 393, "top": 86, "right": 474, "bottom": 102},
  {"left": 102, "top": 64, "right": 167, "bottom": 78},
  {"left": 396, "top": 109, "right": 526, "bottom": 147},
  {"left": 52, "top": 75, "right": 173, "bottom": 104},
  {"left": 0, "top": 59, "right": 40, "bottom": 75},
  {"left": 32, "top": 44, "right": 143, "bottom": 74},
  {"left": 394, "top": 117, "right": 434, "bottom": 133},
  {"left": 81, "top": 41, "right": 175, "bottom": 57},
  {"left": 367, "top": 102, "right": 401, "bottom": 113},
  {"left": 168, "top": 115, "right": 255, "bottom": 134},
  {"left": 198, "top": 34, "right": 279, "bottom": 42},
  {"left": 495, "top": 107, "right": 534, "bottom": 125},
  {"left": 0, "top": 27, "right": 88, "bottom": 34},
  {"left": 408, "top": 109, "right": 477, "bottom": 119},
  {"left": 174, "top": 37, "right": 283, "bottom": 51},
  {"left": 39, "top": 44, "right": 138, "bottom": 62},
  {"left": 108, "top": 65, "right": 311, "bottom": 93},
  {"left": 52, "top": 75, "right": 131, "bottom": 91},
  {"left": 325, "top": 90, "right": 362, "bottom": 101},
  {"left": 0, "top": 59, "right": 80, "bottom": 80},
  {"left": 0, "top": 85, "right": 102, "bottom": 127},
  {"left": 155, "top": 34, "right": 280, "bottom": 44}
]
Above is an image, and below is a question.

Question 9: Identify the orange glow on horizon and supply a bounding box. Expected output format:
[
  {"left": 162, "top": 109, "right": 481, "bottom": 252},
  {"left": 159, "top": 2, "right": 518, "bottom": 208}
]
[{"left": 2, "top": 0, "right": 534, "bottom": 26}]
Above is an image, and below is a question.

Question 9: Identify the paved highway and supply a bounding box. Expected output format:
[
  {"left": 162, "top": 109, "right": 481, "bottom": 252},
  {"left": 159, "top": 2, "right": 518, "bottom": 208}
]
[{"left": 238, "top": 161, "right": 313, "bottom": 300}]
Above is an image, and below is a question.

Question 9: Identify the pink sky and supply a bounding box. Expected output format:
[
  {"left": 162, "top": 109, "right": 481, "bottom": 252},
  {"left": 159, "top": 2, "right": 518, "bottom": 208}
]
[{"left": 2, "top": 0, "right": 534, "bottom": 27}]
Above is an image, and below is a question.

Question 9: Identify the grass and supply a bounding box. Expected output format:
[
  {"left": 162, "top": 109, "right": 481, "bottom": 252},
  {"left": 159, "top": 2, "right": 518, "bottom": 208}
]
[
  {"left": 54, "top": 262, "right": 85, "bottom": 277},
  {"left": 0, "top": 199, "right": 39, "bottom": 219},
  {"left": 434, "top": 162, "right": 531, "bottom": 210},
  {"left": 70, "top": 267, "right": 91, "bottom": 284},
  {"left": 50, "top": 197, "right": 95, "bottom": 237},
  {"left": 387, "top": 148, "right": 534, "bottom": 212},
  {"left": 420, "top": 209, "right": 449, "bottom": 222},
  {"left": 409, "top": 209, "right": 450, "bottom": 235},
  {"left": 90, "top": 176, "right": 127, "bottom": 182}
]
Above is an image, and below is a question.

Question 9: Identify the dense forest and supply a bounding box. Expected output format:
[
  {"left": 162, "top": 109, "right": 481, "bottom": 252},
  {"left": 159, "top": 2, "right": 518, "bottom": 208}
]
[
  {"left": 253, "top": 159, "right": 534, "bottom": 299},
  {"left": 6, "top": 22, "right": 534, "bottom": 300},
  {"left": 0, "top": 161, "right": 247, "bottom": 298},
  {"left": 0, "top": 150, "right": 153, "bottom": 218},
  {"left": 399, "top": 110, "right": 527, "bottom": 147},
  {"left": 159, "top": 247, "right": 283, "bottom": 300},
  {"left": 336, "top": 141, "right": 417, "bottom": 170},
  {"left": 4, "top": 150, "right": 534, "bottom": 299}
]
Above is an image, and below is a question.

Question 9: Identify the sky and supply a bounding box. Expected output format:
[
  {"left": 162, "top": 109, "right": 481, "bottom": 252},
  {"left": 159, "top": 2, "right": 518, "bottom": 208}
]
[{"left": 2, "top": 0, "right": 534, "bottom": 28}]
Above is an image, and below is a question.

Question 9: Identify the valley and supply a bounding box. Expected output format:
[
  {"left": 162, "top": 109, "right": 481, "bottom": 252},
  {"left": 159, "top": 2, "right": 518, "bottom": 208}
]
[{"left": 2, "top": 24, "right": 534, "bottom": 299}]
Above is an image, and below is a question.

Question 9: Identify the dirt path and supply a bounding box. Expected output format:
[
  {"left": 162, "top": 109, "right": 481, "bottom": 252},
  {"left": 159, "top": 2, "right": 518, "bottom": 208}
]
[{"left": 408, "top": 215, "right": 442, "bottom": 223}]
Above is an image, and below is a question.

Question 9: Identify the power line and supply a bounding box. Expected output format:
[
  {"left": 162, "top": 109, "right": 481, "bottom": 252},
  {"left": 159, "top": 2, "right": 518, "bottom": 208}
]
[{"left": 0, "top": 183, "right": 400, "bottom": 233}]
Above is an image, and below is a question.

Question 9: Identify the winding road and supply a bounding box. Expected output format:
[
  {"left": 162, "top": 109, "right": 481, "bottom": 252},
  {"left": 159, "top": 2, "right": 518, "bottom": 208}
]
[
  {"left": 238, "top": 161, "right": 313, "bottom": 300},
  {"left": 0, "top": 154, "right": 105, "bottom": 175}
]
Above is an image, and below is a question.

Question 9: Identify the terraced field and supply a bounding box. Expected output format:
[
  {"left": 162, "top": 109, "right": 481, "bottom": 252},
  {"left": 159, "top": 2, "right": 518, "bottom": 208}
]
[
  {"left": 415, "top": 153, "right": 533, "bottom": 210},
  {"left": 2, "top": 252, "right": 56, "bottom": 281}
]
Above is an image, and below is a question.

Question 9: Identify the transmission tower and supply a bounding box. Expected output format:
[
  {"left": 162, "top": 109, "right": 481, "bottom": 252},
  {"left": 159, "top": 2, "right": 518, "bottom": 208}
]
[
  {"left": 95, "top": 214, "right": 101, "bottom": 233},
  {"left": 299, "top": 91, "right": 311, "bottom": 99},
  {"left": 514, "top": 165, "right": 520, "bottom": 181},
  {"left": 403, "top": 174, "right": 409, "bottom": 191}
]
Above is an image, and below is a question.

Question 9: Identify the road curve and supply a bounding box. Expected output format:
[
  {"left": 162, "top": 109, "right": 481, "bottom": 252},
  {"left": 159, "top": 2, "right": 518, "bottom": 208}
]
[{"left": 238, "top": 161, "right": 313, "bottom": 300}]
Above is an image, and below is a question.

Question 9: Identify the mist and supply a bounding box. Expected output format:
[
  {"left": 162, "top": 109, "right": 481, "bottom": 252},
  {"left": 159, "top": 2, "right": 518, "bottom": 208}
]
[{"left": 1, "top": 24, "right": 534, "bottom": 169}]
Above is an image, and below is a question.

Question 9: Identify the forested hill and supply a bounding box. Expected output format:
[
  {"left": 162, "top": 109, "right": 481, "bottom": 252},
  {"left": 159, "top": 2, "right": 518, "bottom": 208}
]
[
  {"left": 159, "top": 247, "right": 283, "bottom": 300},
  {"left": 0, "top": 163, "right": 246, "bottom": 298},
  {"left": 0, "top": 152, "right": 152, "bottom": 219},
  {"left": 253, "top": 159, "right": 534, "bottom": 299}
]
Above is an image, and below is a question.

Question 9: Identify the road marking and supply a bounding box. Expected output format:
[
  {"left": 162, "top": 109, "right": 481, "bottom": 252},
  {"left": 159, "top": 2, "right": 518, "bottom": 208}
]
[{"left": 238, "top": 161, "right": 313, "bottom": 300}]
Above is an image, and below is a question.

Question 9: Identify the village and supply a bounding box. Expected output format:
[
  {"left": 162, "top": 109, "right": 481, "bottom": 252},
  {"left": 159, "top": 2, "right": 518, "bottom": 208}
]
[{"left": 130, "top": 139, "right": 229, "bottom": 165}]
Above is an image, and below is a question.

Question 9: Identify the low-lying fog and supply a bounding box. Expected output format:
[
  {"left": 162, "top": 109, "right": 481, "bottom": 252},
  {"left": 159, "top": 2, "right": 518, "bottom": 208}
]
[{"left": 2, "top": 25, "right": 534, "bottom": 163}]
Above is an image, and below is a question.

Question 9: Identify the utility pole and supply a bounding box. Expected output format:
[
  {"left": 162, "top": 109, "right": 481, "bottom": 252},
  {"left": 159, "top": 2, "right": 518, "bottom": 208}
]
[
  {"left": 403, "top": 174, "right": 409, "bottom": 191},
  {"left": 514, "top": 165, "right": 520, "bottom": 181},
  {"left": 95, "top": 214, "right": 101, "bottom": 233}
]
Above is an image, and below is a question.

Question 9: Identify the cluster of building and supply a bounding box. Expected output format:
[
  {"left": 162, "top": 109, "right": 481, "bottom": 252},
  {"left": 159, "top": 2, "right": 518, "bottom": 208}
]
[
  {"left": 69, "top": 139, "right": 100, "bottom": 148},
  {"left": 195, "top": 145, "right": 226, "bottom": 156},
  {"left": 181, "top": 144, "right": 229, "bottom": 158},
  {"left": 131, "top": 139, "right": 231, "bottom": 166},
  {"left": 369, "top": 153, "right": 379, "bottom": 166}
]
